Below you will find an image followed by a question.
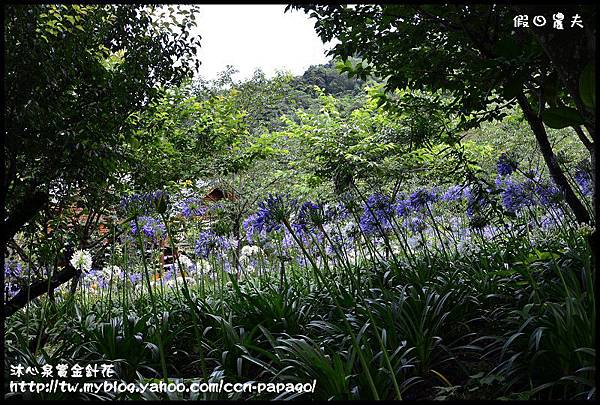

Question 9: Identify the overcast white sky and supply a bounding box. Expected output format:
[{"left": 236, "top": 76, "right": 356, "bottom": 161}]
[{"left": 192, "top": 5, "right": 332, "bottom": 81}]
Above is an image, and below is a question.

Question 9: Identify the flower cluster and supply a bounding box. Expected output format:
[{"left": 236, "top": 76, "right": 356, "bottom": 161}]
[
  {"left": 243, "top": 213, "right": 263, "bottom": 242},
  {"left": 409, "top": 188, "right": 438, "bottom": 211},
  {"left": 297, "top": 201, "right": 326, "bottom": 230},
  {"left": 83, "top": 269, "right": 108, "bottom": 289},
  {"left": 194, "top": 231, "right": 230, "bottom": 259},
  {"left": 534, "top": 180, "right": 561, "bottom": 207},
  {"left": 575, "top": 169, "right": 592, "bottom": 197},
  {"left": 129, "top": 273, "right": 143, "bottom": 284},
  {"left": 497, "top": 153, "right": 518, "bottom": 176},
  {"left": 130, "top": 216, "right": 166, "bottom": 242},
  {"left": 97, "top": 151, "right": 584, "bottom": 293},
  {"left": 395, "top": 198, "right": 411, "bottom": 217},
  {"left": 464, "top": 186, "right": 489, "bottom": 219},
  {"left": 70, "top": 249, "right": 93, "bottom": 272},
  {"left": 501, "top": 179, "right": 535, "bottom": 213},
  {"left": 496, "top": 174, "right": 562, "bottom": 213},
  {"left": 241, "top": 245, "right": 262, "bottom": 257},
  {"left": 177, "top": 254, "right": 194, "bottom": 270},
  {"left": 120, "top": 190, "right": 170, "bottom": 216},
  {"left": 441, "top": 185, "right": 466, "bottom": 203},
  {"left": 239, "top": 245, "right": 264, "bottom": 272},
  {"left": 4, "top": 260, "right": 24, "bottom": 279},
  {"left": 4, "top": 261, "right": 24, "bottom": 300},
  {"left": 245, "top": 194, "right": 297, "bottom": 237},
  {"left": 406, "top": 216, "right": 426, "bottom": 233},
  {"left": 324, "top": 202, "right": 350, "bottom": 222},
  {"left": 359, "top": 193, "right": 395, "bottom": 235},
  {"left": 178, "top": 197, "right": 208, "bottom": 219}
]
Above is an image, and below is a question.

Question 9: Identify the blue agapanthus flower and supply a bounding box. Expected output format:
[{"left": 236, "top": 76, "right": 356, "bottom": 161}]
[
  {"left": 395, "top": 199, "right": 412, "bottom": 217},
  {"left": 179, "top": 197, "right": 208, "bottom": 218},
  {"left": 194, "top": 231, "right": 230, "bottom": 259},
  {"left": 540, "top": 210, "right": 564, "bottom": 231},
  {"left": 534, "top": 180, "right": 561, "bottom": 207},
  {"left": 405, "top": 216, "right": 426, "bottom": 233},
  {"left": 441, "top": 185, "right": 464, "bottom": 203},
  {"left": 501, "top": 179, "right": 535, "bottom": 213},
  {"left": 120, "top": 190, "right": 170, "bottom": 216},
  {"left": 4, "top": 260, "right": 24, "bottom": 279},
  {"left": 359, "top": 193, "right": 395, "bottom": 235},
  {"left": 130, "top": 216, "right": 166, "bottom": 242},
  {"left": 243, "top": 213, "right": 263, "bottom": 242},
  {"left": 85, "top": 269, "right": 111, "bottom": 289},
  {"left": 409, "top": 188, "right": 438, "bottom": 211},
  {"left": 283, "top": 223, "right": 319, "bottom": 249},
  {"left": 247, "top": 194, "right": 297, "bottom": 236},
  {"left": 575, "top": 169, "right": 592, "bottom": 197},
  {"left": 324, "top": 202, "right": 350, "bottom": 222},
  {"left": 297, "top": 201, "right": 326, "bottom": 230},
  {"left": 464, "top": 186, "right": 489, "bottom": 218},
  {"left": 497, "top": 153, "right": 518, "bottom": 176},
  {"left": 325, "top": 229, "right": 350, "bottom": 256}
]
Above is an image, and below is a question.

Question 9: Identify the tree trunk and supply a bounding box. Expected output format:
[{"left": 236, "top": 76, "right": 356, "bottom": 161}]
[
  {"left": 516, "top": 93, "right": 591, "bottom": 224},
  {"left": 516, "top": 4, "right": 597, "bottom": 269},
  {"left": 2, "top": 189, "right": 48, "bottom": 245},
  {"left": 4, "top": 250, "right": 77, "bottom": 318}
]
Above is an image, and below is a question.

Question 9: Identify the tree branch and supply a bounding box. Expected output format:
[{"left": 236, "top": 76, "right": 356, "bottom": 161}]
[
  {"left": 4, "top": 249, "right": 79, "bottom": 318},
  {"left": 2, "top": 189, "right": 49, "bottom": 244},
  {"left": 517, "top": 93, "right": 591, "bottom": 224},
  {"left": 573, "top": 125, "right": 594, "bottom": 152}
]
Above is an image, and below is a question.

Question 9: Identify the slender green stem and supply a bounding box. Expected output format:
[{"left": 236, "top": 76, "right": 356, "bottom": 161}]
[{"left": 134, "top": 216, "right": 169, "bottom": 383}]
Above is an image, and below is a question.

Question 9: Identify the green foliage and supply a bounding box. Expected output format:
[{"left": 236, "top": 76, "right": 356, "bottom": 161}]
[
  {"left": 290, "top": 5, "right": 594, "bottom": 133},
  {"left": 289, "top": 4, "right": 595, "bottom": 226},
  {"left": 4, "top": 4, "right": 201, "bottom": 245},
  {"left": 299, "top": 59, "right": 365, "bottom": 97},
  {"left": 128, "top": 83, "right": 251, "bottom": 188},
  {"left": 273, "top": 85, "right": 456, "bottom": 194},
  {"left": 5, "top": 223, "right": 594, "bottom": 400}
]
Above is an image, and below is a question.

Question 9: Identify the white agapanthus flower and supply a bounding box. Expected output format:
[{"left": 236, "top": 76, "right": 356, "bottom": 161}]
[
  {"left": 240, "top": 245, "right": 263, "bottom": 267},
  {"left": 244, "top": 264, "right": 257, "bottom": 274},
  {"left": 166, "top": 276, "right": 196, "bottom": 289},
  {"left": 195, "top": 260, "right": 212, "bottom": 274},
  {"left": 101, "top": 265, "right": 121, "bottom": 279},
  {"left": 389, "top": 241, "right": 403, "bottom": 255},
  {"left": 241, "top": 245, "right": 262, "bottom": 257},
  {"left": 70, "top": 249, "right": 92, "bottom": 272},
  {"left": 177, "top": 254, "right": 194, "bottom": 270}
]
